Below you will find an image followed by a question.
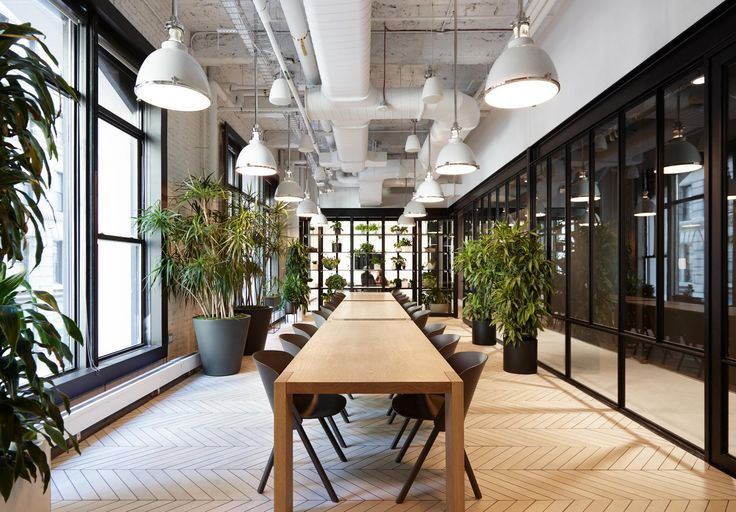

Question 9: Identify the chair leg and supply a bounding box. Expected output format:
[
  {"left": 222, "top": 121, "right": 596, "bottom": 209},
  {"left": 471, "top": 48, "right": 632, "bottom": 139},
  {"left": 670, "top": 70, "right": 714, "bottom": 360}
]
[
  {"left": 318, "top": 417, "right": 347, "bottom": 462},
  {"left": 257, "top": 447, "right": 274, "bottom": 494},
  {"left": 295, "top": 421, "right": 339, "bottom": 503},
  {"left": 386, "top": 404, "right": 394, "bottom": 416},
  {"left": 348, "top": 394, "right": 355, "bottom": 399},
  {"left": 464, "top": 450, "right": 482, "bottom": 499},
  {"left": 395, "top": 419, "right": 423, "bottom": 463},
  {"left": 391, "top": 418, "right": 410, "bottom": 449},
  {"left": 327, "top": 416, "right": 348, "bottom": 449},
  {"left": 387, "top": 410, "right": 397, "bottom": 424},
  {"left": 340, "top": 409, "right": 350, "bottom": 424},
  {"left": 396, "top": 425, "right": 440, "bottom": 503}
]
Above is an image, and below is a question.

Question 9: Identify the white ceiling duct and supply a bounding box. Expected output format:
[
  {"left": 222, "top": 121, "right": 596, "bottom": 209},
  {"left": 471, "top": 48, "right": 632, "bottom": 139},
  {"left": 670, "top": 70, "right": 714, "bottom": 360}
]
[{"left": 279, "top": 0, "right": 320, "bottom": 86}]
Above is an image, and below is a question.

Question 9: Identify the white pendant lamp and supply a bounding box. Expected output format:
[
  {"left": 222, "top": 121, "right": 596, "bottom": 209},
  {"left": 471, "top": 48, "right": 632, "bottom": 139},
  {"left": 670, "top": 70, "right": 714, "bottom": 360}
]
[
  {"left": 236, "top": 48, "right": 277, "bottom": 176},
  {"left": 398, "top": 213, "right": 416, "bottom": 227},
  {"left": 405, "top": 119, "right": 421, "bottom": 153},
  {"left": 422, "top": 68, "right": 443, "bottom": 104},
  {"left": 435, "top": 0, "right": 479, "bottom": 176},
  {"left": 135, "top": 0, "right": 211, "bottom": 111},
  {"left": 275, "top": 115, "right": 304, "bottom": 203},
  {"left": 297, "top": 188, "right": 318, "bottom": 217},
  {"left": 416, "top": 168, "right": 444, "bottom": 203},
  {"left": 311, "top": 207, "right": 328, "bottom": 227},
  {"left": 483, "top": 0, "right": 559, "bottom": 109},
  {"left": 634, "top": 191, "right": 656, "bottom": 217},
  {"left": 570, "top": 175, "right": 601, "bottom": 203},
  {"left": 298, "top": 133, "right": 314, "bottom": 153},
  {"left": 663, "top": 93, "right": 703, "bottom": 174},
  {"left": 269, "top": 76, "right": 291, "bottom": 106},
  {"left": 404, "top": 196, "right": 427, "bottom": 217}
]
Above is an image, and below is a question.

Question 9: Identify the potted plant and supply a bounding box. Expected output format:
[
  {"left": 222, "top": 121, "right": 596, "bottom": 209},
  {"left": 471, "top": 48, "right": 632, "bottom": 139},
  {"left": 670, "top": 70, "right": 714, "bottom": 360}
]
[
  {"left": 390, "top": 225, "right": 409, "bottom": 235},
  {"left": 392, "top": 278, "right": 402, "bottom": 289},
  {"left": 355, "top": 242, "right": 375, "bottom": 269},
  {"left": 281, "top": 240, "right": 310, "bottom": 315},
  {"left": 394, "top": 237, "right": 412, "bottom": 252},
  {"left": 330, "top": 221, "right": 342, "bottom": 252},
  {"left": 325, "top": 274, "right": 347, "bottom": 297},
  {"left": 322, "top": 256, "right": 340, "bottom": 271},
  {"left": 0, "top": 22, "right": 84, "bottom": 510},
  {"left": 138, "top": 174, "right": 253, "bottom": 375},
  {"left": 422, "top": 287, "right": 453, "bottom": 314},
  {"left": 370, "top": 254, "right": 383, "bottom": 270},
  {"left": 487, "top": 221, "right": 553, "bottom": 374},
  {"left": 455, "top": 234, "right": 498, "bottom": 346},
  {"left": 422, "top": 271, "right": 437, "bottom": 289},
  {"left": 235, "top": 194, "right": 288, "bottom": 354},
  {"left": 355, "top": 222, "right": 379, "bottom": 234},
  {"left": 391, "top": 254, "right": 406, "bottom": 270}
]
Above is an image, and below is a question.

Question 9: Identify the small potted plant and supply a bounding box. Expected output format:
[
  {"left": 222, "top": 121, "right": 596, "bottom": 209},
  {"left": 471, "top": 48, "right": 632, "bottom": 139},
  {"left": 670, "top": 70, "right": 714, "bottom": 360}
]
[
  {"left": 370, "top": 254, "right": 383, "bottom": 270},
  {"left": 281, "top": 240, "right": 311, "bottom": 315},
  {"left": 390, "top": 225, "right": 409, "bottom": 235},
  {"left": 391, "top": 254, "right": 406, "bottom": 270},
  {"left": 355, "top": 223, "right": 369, "bottom": 233},
  {"left": 487, "top": 221, "right": 553, "bottom": 374},
  {"left": 330, "top": 221, "right": 342, "bottom": 252},
  {"left": 422, "top": 271, "right": 437, "bottom": 289},
  {"left": 394, "top": 237, "right": 412, "bottom": 252},
  {"left": 322, "top": 256, "right": 340, "bottom": 271},
  {"left": 455, "top": 234, "right": 498, "bottom": 346},
  {"left": 423, "top": 287, "right": 453, "bottom": 314},
  {"left": 325, "top": 273, "right": 347, "bottom": 297},
  {"left": 355, "top": 242, "right": 375, "bottom": 269},
  {"left": 392, "top": 278, "right": 402, "bottom": 289}
]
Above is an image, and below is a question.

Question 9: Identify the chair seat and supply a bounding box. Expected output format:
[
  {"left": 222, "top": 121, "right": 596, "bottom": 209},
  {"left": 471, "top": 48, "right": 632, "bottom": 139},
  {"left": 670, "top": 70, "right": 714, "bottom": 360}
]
[
  {"left": 391, "top": 393, "right": 444, "bottom": 422},
  {"left": 295, "top": 393, "right": 347, "bottom": 419}
]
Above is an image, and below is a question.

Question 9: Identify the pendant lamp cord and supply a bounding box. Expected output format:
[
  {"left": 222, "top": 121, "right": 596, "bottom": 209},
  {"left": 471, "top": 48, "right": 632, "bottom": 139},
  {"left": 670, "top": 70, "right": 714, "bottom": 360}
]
[
  {"left": 517, "top": 0, "right": 523, "bottom": 20},
  {"left": 452, "top": 0, "right": 458, "bottom": 129},
  {"left": 253, "top": 47, "right": 259, "bottom": 131},
  {"left": 287, "top": 113, "right": 291, "bottom": 172},
  {"left": 383, "top": 24, "right": 387, "bottom": 102}
]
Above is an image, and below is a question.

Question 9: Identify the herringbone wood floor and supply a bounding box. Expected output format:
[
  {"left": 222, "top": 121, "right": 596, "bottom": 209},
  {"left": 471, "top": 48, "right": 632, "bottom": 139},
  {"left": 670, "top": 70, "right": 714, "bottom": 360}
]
[{"left": 51, "top": 318, "right": 736, "bottom": 511}]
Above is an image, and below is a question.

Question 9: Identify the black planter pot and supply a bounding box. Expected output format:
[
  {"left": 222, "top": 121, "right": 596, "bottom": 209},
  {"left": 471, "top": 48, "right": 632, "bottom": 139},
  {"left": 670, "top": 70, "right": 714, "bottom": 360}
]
[
  {"left": 284, "top": 302, "right": 296, "bottom": 315},
  {"left": 193, "top": 315, "right": 250, "bottom": 376},
  {"left": 332, "top": 242, "right": 342, "bottom": 253},
  {"left": 472, "top": 319, "right": 497, "bottom": 346},
  {"left": 265, "top": 296, "right": 279, "bottom": 308},
  {"left": 234, "top": 305, "right": 273, "bottom": 355},
  {"left": 503, "top": 336, "right": 538, "bottom": 374}
]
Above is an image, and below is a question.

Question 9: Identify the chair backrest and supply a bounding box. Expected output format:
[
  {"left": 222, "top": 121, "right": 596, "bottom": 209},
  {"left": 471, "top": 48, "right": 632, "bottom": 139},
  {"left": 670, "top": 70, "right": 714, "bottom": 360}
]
[
  {"left": 422, "top": 323, "right": 446, "bottom": 337},
  {"left": 391, "top": 289, "right": 401, "bottom": 297},
  {"left": 253, "top": 350, "right": 294, "bottom": 411},
  {"left": 402, "top": 302, "right": 417, "bottom": 311},
  {"left": 279, "top": 333, "right": 309, "bottom": 357},
  {"left": 412, "top": 309, "right": 431, "bottom": 328},
  {"left": 397, "top": 296, "right": 409, "bottom": 305},
  {"left": 406, "top": 305, "right": 422, "bottom": 316},
  {"left": 322, "top": 303, "right": 336, "bottom": 312},
  {"left": 446, "top": 351, "right": 488, "bottom": 416},
  {"left": 429, "top": 333, "right": 459, "bottom": 359},
  {"left": 312, "top": 310, "right": 327, "bottom": 327},
  {"left": 292, "top": 322, "right": 318, "bottom": 339},
  {"left": 319, "top": 306, "right": 333, "bottom": 317}
]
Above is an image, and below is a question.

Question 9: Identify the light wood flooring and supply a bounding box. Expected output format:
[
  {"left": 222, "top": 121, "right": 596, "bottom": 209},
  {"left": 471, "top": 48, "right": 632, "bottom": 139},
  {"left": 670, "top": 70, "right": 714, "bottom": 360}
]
[{"left": 51, "top": 318, "right": 736, "bottom": 511}]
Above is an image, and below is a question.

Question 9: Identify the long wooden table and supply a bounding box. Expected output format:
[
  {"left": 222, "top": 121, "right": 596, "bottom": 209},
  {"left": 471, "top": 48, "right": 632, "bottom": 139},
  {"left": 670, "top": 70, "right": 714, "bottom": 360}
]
[
  {"left": 329, "top": 299, "right": 409, "bottom": 320},
  {"left": 274, "top": 293, "right": 465, "bottom": 511},
  {"left": 343, "top": 291, "right": 396, "bottom": 301}
]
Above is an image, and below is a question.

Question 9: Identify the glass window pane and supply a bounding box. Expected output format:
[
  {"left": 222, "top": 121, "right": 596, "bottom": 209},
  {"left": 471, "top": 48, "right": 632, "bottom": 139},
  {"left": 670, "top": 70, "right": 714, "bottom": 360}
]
[
  {"left": 97, "top": 240, "right": 142, "bottom": 357},
  {"left": 480, "top": 195, "right": 489, "bottom": 235},
  {"left": 593, "top": 117, "right": 620, "bottom": 328},
  {"left": 663, "top": 71, "right": 705, "bottom": 350},
  {"left": 497, "top": 186, "right": 506, "bottom": 222},
  {"left": 97, "top": 119, "right": 139, "bottom": 237},
  {"left": 539, "top": 316, "right": 565, "bottom": 373},
  {"left": 98, "top": 49, "right": 139, "bottom": 125},
  {"left": 726, "top": 63, "right": 736, "bottom": 361},
  {"left": 519, "top": 173, "right": 529, "bottom": 222},
  {"left": 550, "top": 149, "right": 566, "bottom": 316},
  {"left": 623, "top": 96, "right": 657, "bottom": 338},
  {"left": 535, "top": 161, "right": 547, "bottom": 247},
  {"left": 507, "top": 179, "right": 518, "bottom": 222},
  {"left": 571, "top": 324, "right": 617, "bottom": 400},
  {"left": 570, "top": 136, "right": 590, "bottom": 321}
]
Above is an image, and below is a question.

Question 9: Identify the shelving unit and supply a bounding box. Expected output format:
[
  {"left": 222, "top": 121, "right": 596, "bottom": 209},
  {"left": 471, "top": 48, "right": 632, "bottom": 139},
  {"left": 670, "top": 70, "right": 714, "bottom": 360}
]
[{"left": 419, "top": 218, "right": 455, "bottom": 317}]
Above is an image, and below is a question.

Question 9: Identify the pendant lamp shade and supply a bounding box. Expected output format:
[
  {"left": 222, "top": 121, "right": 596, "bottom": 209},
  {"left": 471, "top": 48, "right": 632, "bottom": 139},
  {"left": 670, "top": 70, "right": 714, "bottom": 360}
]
[
  {"left": 435, "top": 129, "right": 479, "bottom": 175},
  {"left": 297, "top": 190, "right": 318, "bottom": 217},
  {"left": 404, "top": 197, "right": 427, "bottom": 217},
  {"left": 310, "top": 208, "right": 328, "bottom": 227},
  {"left": 298, "top": 133, "right": 314, "bottom": 153},
  {"left": 484, "top": 18, "right": 559, "bottom": 109},
  {"left": 397, "top": 214, "right": 416, "bottom": 227},
  {"left": 269, "top": 77, "right": 291, "bottom": 106},
  {"left": 405, "top": 133, "right": 421, "bottom": 153},
  {"left": 236, "top": 128, "right": 277, "bottom": 176},
  {"left": 275, "top": 170, "right": 304, "bottom": 203},
  {"left": 663, "top": 131, "right": 703, "bottom": 174},
  {"left": 570, "top": 175, "right": 601, "bottom": 203},
  {"left": 415, "top": 171, "right": 444, "bottom": 203},
  {"left": 422, "top": 75, "right": 443, "bottom": 104},
  {"left": 135, "top": 20, "right": 211, "bottom": 111},
  {"left": 634, "top": 191, "right": 656, "bottom": 217}
]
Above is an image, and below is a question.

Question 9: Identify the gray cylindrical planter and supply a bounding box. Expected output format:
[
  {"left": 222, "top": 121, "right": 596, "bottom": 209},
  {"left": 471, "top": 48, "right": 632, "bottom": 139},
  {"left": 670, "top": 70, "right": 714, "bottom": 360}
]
[
  {"left": 503, "top": 336, "right": 538, "bottom": 374},
  {"left": 193, "top": 315, "right": 250, "bottom": 376},
  {"left": 472, "top": 319, "right": 497, "bottom": 346}
]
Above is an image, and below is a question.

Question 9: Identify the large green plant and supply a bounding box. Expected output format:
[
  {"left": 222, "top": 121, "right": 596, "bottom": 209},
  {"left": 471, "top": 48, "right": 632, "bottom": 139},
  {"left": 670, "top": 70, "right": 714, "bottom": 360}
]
[
  {"left": 325, "top": 274, "right": 347, "bottom": 296},
  {"left": 0, "top": 22, "right": 83, "bottom": 501},
  {"left": 455, "top": 234, "right": 496, "bottom": 321},
  {"left": 487, "top": 221, "right": 553, "bottom": 346},
  {"left": 138, "top": 174, "right": 252, "bottom": 318},
  {"left": 281, "top": 240, "right": 310, "bottom": 312}
]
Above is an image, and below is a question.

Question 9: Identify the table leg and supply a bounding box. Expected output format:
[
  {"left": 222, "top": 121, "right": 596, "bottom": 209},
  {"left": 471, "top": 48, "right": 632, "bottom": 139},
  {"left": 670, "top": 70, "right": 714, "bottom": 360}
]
[
  {"left": 274, "top": 378, "right": 293, "bottom": 512},
  {"left": 445, "top": 379, "right": 464, "bottom": 511}
]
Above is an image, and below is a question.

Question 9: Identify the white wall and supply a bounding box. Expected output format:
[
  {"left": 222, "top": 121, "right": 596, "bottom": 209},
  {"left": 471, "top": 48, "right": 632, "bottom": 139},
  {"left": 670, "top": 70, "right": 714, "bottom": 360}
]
[{"left": 454, "top": 0, "right": 724, "bottom": 203}]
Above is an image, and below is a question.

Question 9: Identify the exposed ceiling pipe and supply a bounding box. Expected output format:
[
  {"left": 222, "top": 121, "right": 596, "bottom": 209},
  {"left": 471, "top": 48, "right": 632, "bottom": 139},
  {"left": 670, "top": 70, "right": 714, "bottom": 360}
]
[{"left": 279, "top": 0, "right": 320, "bottom": 86}]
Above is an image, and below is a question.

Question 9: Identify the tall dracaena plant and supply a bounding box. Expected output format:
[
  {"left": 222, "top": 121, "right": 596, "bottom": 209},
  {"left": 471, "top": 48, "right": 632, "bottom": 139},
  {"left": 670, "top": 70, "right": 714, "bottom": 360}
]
[
  {"left": 486, "top": 221, "right": 553, "bottom": 346},
  {"left": 281, "top": 240, "right": 310, "bottom": 312},
  {"left": 0, "top": 22, "right": 84, "bottom": 502},
  {"left": 138, "top": 174, "right": 249, "bottom": 318},
  {"left": 455, "top": 233, "right": 497, "bottom": 322}
]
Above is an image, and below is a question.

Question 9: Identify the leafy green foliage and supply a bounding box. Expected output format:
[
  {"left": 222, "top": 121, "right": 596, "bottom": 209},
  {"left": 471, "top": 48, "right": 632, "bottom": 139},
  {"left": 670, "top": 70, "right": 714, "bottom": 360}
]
[
  {"left": 356, "top": 242, "right": 375, "bottom": 254},
  {"left": 281, "top": 241, "right": 310, "bottom": 312},
  {"left": 390, "top": 225, "right": 408, "bottom": 234},
  {"left": 486, "top": 221, "right": 553, "bottom": 346},
  {"left": 329, "top": 221, "right": 342, "bottom": 234},
  {"left": 393, "top": 237, "right": 411, "bottom": 249},
  {"left": 355, "top": 222, "right": 379, "bottom": 233},
  {"left": 391, "top": 254, "right": 406, "bottom": 270},
  {"left": 422, "top": 287, "right": 452, "bottom": 305},
  {"left": 0, "top": 22, "right": 83, "bottom": 502},
  {"left": 325, "top": 274, "right": 347, "bottom": 296},
  {"left": 321, "top": 256, "right": 340, "bottom": 271},
  {"left": 455, "top": 234, "right": 497, "bottom": 321},
  {"left": 138, "top": 175, "right": 288, "bottom": 317},
  {"left": 422, "top": 272, "right": 437, "bottom": 289}
]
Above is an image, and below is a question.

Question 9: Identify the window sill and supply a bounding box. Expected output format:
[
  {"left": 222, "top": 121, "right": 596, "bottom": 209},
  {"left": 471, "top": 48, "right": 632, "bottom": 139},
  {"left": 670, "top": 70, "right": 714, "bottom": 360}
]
[{"left": 55, "top": 345, "right": 166, "bottom": 400}]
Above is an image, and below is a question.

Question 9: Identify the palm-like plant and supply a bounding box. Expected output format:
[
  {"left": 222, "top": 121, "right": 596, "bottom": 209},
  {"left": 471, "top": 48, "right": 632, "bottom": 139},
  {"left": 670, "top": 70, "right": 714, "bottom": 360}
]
[{"left": 0, "top": 22, "right": 83, "bottom": 502}]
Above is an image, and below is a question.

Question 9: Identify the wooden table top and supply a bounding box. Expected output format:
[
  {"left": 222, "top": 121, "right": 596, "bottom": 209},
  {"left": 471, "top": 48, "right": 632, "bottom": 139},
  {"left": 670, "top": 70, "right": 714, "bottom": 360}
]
[
  {"left": 329, "top": 299, "right": 409, "bottom": 320},
  {"left": 280, "top": 319, "right": 457, "bottom": 394},
  {"left": 343, "top": 291, "right": 395, "bottom": 301}
]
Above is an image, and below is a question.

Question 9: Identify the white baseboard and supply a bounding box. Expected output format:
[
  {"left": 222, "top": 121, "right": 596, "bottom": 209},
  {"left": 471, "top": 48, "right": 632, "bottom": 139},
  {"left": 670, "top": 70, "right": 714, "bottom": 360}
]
[{"left": 63, "top": 353, "right": 201, "bottom": 437}]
